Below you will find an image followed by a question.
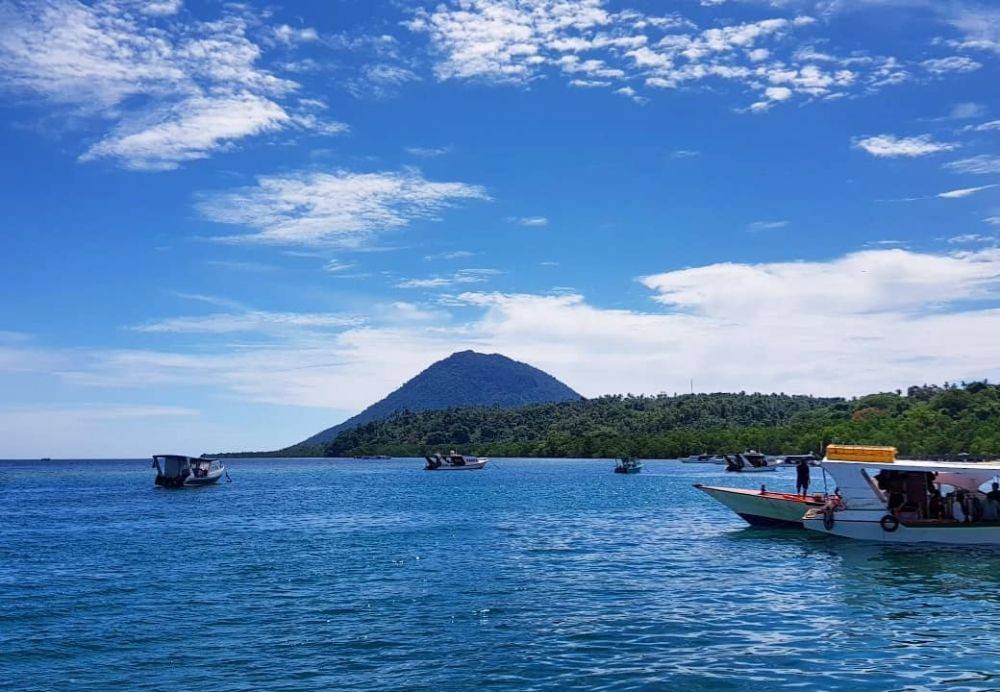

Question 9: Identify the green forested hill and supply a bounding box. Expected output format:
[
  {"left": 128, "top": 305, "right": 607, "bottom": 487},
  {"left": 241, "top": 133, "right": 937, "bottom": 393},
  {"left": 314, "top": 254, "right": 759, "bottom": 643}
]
[{"left": 324, "top": 383, "right": 1000, "bottom": 458}]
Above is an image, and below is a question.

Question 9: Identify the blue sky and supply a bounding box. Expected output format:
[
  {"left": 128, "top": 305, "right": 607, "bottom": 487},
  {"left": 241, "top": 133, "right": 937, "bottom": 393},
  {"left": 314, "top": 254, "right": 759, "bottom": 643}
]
[{"left": 0, "top": 0, "right": 998, "bottom": 457}]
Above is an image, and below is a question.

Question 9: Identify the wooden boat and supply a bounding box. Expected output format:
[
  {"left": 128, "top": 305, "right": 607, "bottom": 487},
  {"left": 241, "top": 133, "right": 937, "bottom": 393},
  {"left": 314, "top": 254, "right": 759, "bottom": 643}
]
[
  {"left": 614, "top": 456, "right": 643, "bottom": 474},
  {"left": 424, "top": 452, "right": 488, "bottom": 471},
  {"left": 152, "top": 455, "right": 227, "bottom": 487},
  {"left": 802, "top": 446, "right": 1000, "bottom": 544},
  {"left": 724, "top": 451, "right": 778, "bottom": 473},
  {"left": 695, "top": 484, "right": 823, "bottom": 527}
]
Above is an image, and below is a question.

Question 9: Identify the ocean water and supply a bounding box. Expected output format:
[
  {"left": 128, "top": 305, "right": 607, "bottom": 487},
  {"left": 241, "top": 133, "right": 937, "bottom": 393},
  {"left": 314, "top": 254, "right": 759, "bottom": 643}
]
[{"left": 2, "top": 458, "right": 998, "bottom": 691}]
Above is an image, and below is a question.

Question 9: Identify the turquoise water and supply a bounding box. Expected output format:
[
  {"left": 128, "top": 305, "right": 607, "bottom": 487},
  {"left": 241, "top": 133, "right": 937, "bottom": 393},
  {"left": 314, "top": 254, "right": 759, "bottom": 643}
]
[{"left": 2, "top": 458, "right": 998, "bottom": 690}]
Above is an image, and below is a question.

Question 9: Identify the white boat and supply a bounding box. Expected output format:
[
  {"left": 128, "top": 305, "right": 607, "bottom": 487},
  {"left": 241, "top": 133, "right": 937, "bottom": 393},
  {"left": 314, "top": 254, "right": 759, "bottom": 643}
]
[
  {"left": 681, "top": 453, "right": 726, "bottom": 464},
  {"left": 695, "top": 484, "right": 824, "bottom": 527},
  {"left": 802, "top": 445, "right": 1000, "bottom": 545},
  {"left": 724, "top": 451, "right": 778, "bottom": 473},
  {"left": 152, "top": 455, "right": 227, "bottom": 488},
  {"left": 424, "top": 452, "right": 488, "bottom": 471}
]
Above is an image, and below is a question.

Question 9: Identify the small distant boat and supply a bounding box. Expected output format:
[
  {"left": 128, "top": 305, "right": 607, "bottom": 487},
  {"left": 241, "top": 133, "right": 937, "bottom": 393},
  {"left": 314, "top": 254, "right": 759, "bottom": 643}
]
[
  {"left": 681, "top": 453, "right": 726, "bottom": 464},
  {"left": 40, "top": 457, "right": 52, "bottom": 462},
  {"left": 614, "top": 456, "right": 643, "bottom": 474},
  {"left": 424, "top": 452, "right": 488, "bottom": 471},
  {"left": 776, "top": 453, "right": 820, "bottom": 467},
  {"left": 152, "top": 455, "right": 227, "bottom": 487},
  {"left": 724, "top": 450, "right": 778, "bottom": 473},
  {"left": 354, "top": 454, "right": 392, "bottom": 460},
  {"left": 695, "top": 484, "right": 824, "bottom": 527}
]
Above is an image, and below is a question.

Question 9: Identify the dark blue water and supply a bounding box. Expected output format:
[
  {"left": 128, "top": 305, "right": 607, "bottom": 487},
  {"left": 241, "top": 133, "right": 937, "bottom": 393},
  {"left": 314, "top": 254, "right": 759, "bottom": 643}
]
[{"left": 2, "top": 458, "right": 998, "bottom": 690}]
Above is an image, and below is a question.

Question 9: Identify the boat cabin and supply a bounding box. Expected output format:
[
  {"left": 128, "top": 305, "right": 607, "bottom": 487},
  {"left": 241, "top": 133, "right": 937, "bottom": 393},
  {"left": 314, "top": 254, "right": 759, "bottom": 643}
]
[{"left": 824, "top": 458, "right": 1000, "bottom": 525}]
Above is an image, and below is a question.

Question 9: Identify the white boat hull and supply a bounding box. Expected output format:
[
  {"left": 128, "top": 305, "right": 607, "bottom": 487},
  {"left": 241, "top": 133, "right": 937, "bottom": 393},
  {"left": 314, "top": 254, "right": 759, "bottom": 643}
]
[
  {"left": 427, "top": 459, "right": 488, "bottom": 471},
  {"left": 695, "top": 485, "right": 820, "bottom": 528},
  {"left": 184, "top": 466, "right": 224, "bottom": 485},
  {"left": 803, "top": 509, "right": 1000, "bottom": 545}
]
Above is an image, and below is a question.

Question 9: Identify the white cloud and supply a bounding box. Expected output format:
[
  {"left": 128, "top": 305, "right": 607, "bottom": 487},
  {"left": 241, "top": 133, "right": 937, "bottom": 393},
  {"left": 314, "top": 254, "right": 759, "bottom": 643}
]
[
  {"left": 670, "top": 149, "right": 699, "bottom": 158},
  {"left": 405, "top": 145, "right": 452, "bottom": 157},
  {"left": 129, "top": 310, "right": 362, "bottom": 334},
  {"left": 199, "top": 169, "right": 489, "bottom": 246},
  {"left": 964, "top": 119, "right": 1000, "bottom": 132},
  {"left": 921, "top": 56, "right": 982, "bottom": 74},
  {"left": 948, "top": 234, "right": 995, "bottom": 245},
  {"left": 0, "top": 0, "right": 337, "bottom": 170},
  {"left": 748, "top": 220, "right": 788, "bottom": 230},
  {"left": 853, "top": 134, "right": 957, "bottom": 158},
  {"left": 20, "top": 248, "right": 998, "bottom": 413},
  {"left": 944, "top": 155, "right": 1000, "bottom": 175},
  {"left": 407, "top": 0, "right": 916, "bottom": 111},
  {"left": 947, "top": 102, "right": 987, "bottom": 120},
  {"left": 986, "top": 217, "right": 1000, "bottom": 227},
  {"left": 324, "top": 260, "right": 356, "bottom": 273},
  {"left": 509, "top": 216, "right": 549, "bottom": 226},
  {"left": 80, "top": 92, "right": 292, "bottom": 171},
  {"left": 396, "top": 268, "right": 501, "bottom": 289},
  {"left": 424, "top": 250, "right": 475, "bottom": 260},
  {"left": 938, "top": 184, "right": 996, "bottom": 199}
]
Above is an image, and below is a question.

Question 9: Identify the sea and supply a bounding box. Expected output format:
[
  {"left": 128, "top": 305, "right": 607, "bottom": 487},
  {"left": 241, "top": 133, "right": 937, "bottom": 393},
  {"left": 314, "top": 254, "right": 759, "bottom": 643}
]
[{"left": 2, "top": 458, "right": 998, "bottom": 691}]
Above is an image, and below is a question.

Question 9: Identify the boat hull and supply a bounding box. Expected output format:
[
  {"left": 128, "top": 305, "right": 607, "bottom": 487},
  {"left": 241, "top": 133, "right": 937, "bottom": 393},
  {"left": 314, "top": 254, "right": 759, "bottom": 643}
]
[
  {"left": 695, "top": 484, "right": 820, "bottom": 527},
  {"left": 426, "top": 460, "right": 488, "bottom": 471},
  {"left": 803, "top": 510, "right": 1000, "bottom": 545}
]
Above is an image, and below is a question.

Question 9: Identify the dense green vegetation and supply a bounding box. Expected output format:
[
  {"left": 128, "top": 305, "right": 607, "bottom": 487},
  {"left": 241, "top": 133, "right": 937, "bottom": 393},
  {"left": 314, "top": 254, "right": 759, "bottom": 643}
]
[{"left": 324, "top": 383, "right": 1000, "bottom": 458}]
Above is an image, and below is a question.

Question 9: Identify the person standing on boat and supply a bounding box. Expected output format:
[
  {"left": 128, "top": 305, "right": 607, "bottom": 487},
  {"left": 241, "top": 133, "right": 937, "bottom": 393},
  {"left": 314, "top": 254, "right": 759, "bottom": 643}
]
[{"left": 796, "top": 457, "right": 810, "bottom": 496}]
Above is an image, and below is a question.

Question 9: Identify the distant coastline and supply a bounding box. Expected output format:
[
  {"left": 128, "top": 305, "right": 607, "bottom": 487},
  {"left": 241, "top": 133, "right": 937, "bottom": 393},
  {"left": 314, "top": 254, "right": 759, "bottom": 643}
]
[{"left": 210, "top": 382, "right": 999, "bottom": 461}]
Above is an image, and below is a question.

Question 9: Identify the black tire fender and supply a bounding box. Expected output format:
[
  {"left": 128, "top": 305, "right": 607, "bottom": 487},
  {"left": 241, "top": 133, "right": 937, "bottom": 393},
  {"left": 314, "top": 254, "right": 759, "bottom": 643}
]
[{"left": 880, "top": 514, "right": 900, "bottom": 532}]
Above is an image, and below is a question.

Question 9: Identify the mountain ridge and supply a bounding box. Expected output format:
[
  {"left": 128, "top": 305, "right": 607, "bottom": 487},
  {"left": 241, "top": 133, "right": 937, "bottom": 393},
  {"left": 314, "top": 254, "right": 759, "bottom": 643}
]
[{"left": 215, "top": 350, "right": 582, "bottom": 456}]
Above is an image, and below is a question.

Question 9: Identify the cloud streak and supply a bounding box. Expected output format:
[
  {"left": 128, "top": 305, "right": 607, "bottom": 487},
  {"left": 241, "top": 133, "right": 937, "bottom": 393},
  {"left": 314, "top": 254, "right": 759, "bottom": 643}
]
[
  {"left": 853, "top": 134, "right": 957, "bottom": 158},
  {"left": 199, "top": 169, "right": 489, "bottom": 247}
]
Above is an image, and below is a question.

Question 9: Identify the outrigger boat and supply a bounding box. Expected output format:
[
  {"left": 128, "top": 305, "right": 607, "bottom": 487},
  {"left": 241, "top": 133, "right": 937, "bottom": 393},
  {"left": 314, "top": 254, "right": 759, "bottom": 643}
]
[
  {"left": 695, "top": 484, "right": 823, "bottom": 527},
  {"left": 724, "top": 450, "right": 778, "bottom": 473},
  {"left": 803, "top": 445, "right": 1000, "bottom": 545},
  {"left": 614, "top": 456, "right": 643, "bottom": 474},
  {"left": 151, "top": 455, "right": 227, "bottom": 488},
  {"left": 424, "top": 451, "right": 488, "bottom": 471}
]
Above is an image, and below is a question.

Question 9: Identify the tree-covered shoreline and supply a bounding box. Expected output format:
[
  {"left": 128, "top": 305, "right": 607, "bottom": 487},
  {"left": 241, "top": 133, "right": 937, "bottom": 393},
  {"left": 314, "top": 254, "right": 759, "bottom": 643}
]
[{"left": 322, "top": 382, "right": 1000, "bottom": 459}]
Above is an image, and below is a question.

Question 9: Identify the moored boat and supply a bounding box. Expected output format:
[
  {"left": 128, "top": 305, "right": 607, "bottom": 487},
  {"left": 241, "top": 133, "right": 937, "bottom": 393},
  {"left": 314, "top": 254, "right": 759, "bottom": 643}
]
[
  {"left": 681, "top": 453, "right": 726, "bottom": 464},
  {"left": 614, "top": 456, "right": 643, "bottom": 474},
  {"left": 424, "top": 452, "right": 488, "bottom": 470},
  {"left": 152, "top": 455, "right": 227, "bottom": 488},
  {"left": 724, "top": 450, "right": 778, "bottom": 473},
  {"left": 802, "top": 445, "right": 1000, "bottom": 544},
  {"left": 695, "top": 484, "right": 823, "bottom": 527}
]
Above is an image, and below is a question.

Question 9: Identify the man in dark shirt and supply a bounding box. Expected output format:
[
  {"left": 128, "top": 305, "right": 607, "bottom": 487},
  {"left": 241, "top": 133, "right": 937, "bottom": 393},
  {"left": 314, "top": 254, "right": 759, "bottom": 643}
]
[
  {"left": 796, "top": 458, "right": 810, "bottom": 496},
  {"left": 988, "top": 482, "right": 1000, "bottom": 503}
]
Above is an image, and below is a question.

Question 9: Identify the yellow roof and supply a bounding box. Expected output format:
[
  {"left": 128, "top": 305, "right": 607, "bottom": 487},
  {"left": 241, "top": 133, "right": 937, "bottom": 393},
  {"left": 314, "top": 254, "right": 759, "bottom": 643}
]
[{"left": 825, "top": 444, "right": 897, "bottom": 462}]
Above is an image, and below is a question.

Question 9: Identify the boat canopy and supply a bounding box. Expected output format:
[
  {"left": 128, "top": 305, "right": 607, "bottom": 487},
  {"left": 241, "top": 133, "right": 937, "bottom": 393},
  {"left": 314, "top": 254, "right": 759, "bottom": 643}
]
[{"left": 822, "top": 459, "right": 1000, "bottom": 509}]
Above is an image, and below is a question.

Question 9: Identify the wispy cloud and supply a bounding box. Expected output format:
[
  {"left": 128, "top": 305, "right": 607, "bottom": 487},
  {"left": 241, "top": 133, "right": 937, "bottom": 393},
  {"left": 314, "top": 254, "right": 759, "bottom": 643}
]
[
  {"left": 396, "top": 268, "right": 501, "bottom": 289},
  {"left": 129, "top": 310, "right": 362, "bottom": 334},
  {"left": 948, "top": 234, "right": 996, "bottom": 245},
  {"left": 198, "top": 168, "right": 489, "bottom": 247},
  {"left": 853, "top": 134, "right": 958, "bottom": 158},
  {"left": 670, "top": 149, "right": 700, "bottom": 159},
  {"left": 406, "top": 145, "right": 452, "bottom": 157},
  {"left": 424, "top": 250, "right": 475, "bottom": 261},
  {"left": 938, "top": 184, "right": 997, "bottom": 199},
  {"left": 921, "top": 56, "right": 982, "bottom": 74},
  {"left": 324, "top": 260, "right": 357, "bottom": 273},
  {"left": 748, "top": 219, "right": 788, "bottom": 231},
  {"left": 508, "top": 216, "right": 549, "bottom": 227},
  {"left": 944, "top": 155, "right": 1000, "bottom": 175},
  {"left": 205, "top": 259, "right": 276, "bottom": 272},
  {"left": 0, "top": 0, "right": 344, "bottom": 170}
]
